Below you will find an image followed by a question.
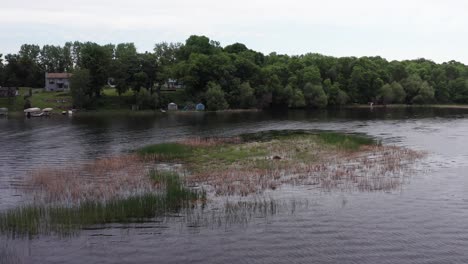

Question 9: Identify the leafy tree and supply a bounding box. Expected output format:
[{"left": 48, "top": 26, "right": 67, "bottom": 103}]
[
  {"left": 133, "top": 71, "right": 149, "bottom": 93},
  {"left": 289, "top": 87, "right": 306, "bottom": 108},
  {"left": 135, "top": 88, "right": 159, "bottom": 109},
  {"left": 229, "top": 81, "right": 256, "bottom": 108},
  {"left": 391, "top": 82, "right": 406, "bottom": 103},
  {"left": 205, "top": 82, "right": 229, "bottom": 110},
  {"left": 301, "top": 66, "right": 322, "bottom": 86},
  {"left": 224, "top": 43, "right": 248, "bottom": 54},
  {"left": 412, "top": 82, "right": 435, "bottom": 104},
  {"left": 40, "top": 45, "right": 72, "bottom": 72},
  {"left": 70, "top": 69, "right": 91, "bottom": 108},
  {"left": 178, "top": 35, "right": 221, "bottom": 60},
  {"left": 80, "top": 42, "right": 113, "bottom": 97},
  {"left": 304, "top": 83, "right": 328, "bottom": 108},
  {"left": 401, "top": 74, "right": 421, "bottom": 103},
  {"left": 6, "top": 35, "right": 468, "bottom": 110},
  {"left": 448, "top": 78, "right": 468, "bottom": 103},
  {"left": 154, "top": 42, "right": 181, "bottom": 95},
  {"left": 378, "top": 84, "right": 394, "bottom": 104},
  {"left": 0, "top": 54, "right": 4, "bottom": 84},
  {"left": 327, "top": 83, "right": 348, "bottom": 106}
]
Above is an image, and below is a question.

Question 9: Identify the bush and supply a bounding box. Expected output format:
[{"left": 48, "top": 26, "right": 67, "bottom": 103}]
[
  {"left": 304, "top": 83, "right": 328, "bottom": 108},
  {"left": 205, "top": 82, "right": 229, "bottom": 110}
]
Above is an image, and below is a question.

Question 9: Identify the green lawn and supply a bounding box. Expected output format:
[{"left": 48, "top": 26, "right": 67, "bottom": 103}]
[
  {"left": 99, "top": 87, "right": 188, "bottom": 110},
  {"left": 0, "top": 87, "right": 190, "bottom": 113},
  {"left": 0, "top": 87, "right": 72, "bottom": 112}
]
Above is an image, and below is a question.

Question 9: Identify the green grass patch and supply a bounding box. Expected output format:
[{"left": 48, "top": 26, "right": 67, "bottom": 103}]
[
  {"left": 240, "top": 130, "right": 376, "bottom": 150},
  {"left": 136, "top": 130, "right": 377, "bottom": 170},
  {"left": 0, "top": 87, "right": 72, "bottom": 112},
  {"left": 192, "top": 145, "right": 267, "bottom": 164},
  {"left": 149, "top": 170, "right": 204, "bottom": 205},
  {"left": 239, "top": 130, "right": 311, "bottom": 142},
  {"left": 316, "top": 132, "right": 377, "bottom": 150},
  {"left": 137, "top": 143, "right": 194, "bottom": 160}
]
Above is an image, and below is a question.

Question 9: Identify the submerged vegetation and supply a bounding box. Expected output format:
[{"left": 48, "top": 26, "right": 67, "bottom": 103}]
[{"left": 0, "top": 130, "right": 424, "bottom": 237}]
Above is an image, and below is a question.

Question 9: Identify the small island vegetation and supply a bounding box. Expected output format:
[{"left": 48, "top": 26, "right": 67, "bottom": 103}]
[{"left": 0, "top": 130, "right": 424, "bottom": 237}]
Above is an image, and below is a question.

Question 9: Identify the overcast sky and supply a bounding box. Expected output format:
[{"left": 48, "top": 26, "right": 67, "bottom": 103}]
[{"left": 1, "top": 0, "right": 467, "bottom": 63}]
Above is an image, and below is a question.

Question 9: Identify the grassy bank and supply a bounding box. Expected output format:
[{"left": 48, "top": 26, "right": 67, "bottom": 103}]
[
  {"left": 0, "top": 87, "right": 189, "bottom": 113},
  {"left": 0, "top": 87, "right": 72, "bottom": 112}
]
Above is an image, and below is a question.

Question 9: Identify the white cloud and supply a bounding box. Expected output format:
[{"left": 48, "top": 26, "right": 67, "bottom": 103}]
[{"left": 1, "top": 0, "right": 468, "bottom": 62}]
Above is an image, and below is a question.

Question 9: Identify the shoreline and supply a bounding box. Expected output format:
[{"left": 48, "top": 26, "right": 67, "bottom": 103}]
[{"left": 4, "top": 104, "right": 468, "bottom": 116}]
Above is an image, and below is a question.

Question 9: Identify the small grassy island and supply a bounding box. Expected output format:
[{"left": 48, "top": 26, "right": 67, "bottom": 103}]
[{"left": 0, "top": 130, "right": 424, "bottom": 237}]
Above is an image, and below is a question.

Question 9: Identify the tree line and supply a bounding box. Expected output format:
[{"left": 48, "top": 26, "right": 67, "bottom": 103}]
[{"left": 2, "top": 35, "right": 468, "bottom": 110}]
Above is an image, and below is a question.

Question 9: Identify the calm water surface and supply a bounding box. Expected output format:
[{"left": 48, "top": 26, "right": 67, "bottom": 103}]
[{"left": 1, "top": 107, "right": 468, "bottom": 263}]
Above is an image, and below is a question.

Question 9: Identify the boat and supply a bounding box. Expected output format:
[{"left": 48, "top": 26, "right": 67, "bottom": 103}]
[
  {"left": 24, "top": 107, "right": 43, "bottom": 117},
  {"left": 0, "top": 108, "right": 7, "bottom": 116},
  {"left": 42, "top": 108, "right": 53, "bottom": 116}
]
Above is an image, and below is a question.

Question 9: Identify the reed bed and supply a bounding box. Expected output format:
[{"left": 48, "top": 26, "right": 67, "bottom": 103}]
[
  {"left": 187, "top": 142, "right": 424, "bottom": 195},
  {"left": 0, "top": 170, "right": 204, "bottom": 237},
  {"left": 3, "top": 130, "right": 424, "bottom": 237},
  {"left": 28, "top": 154, "right": 155, "bottom": 203},
  {"left": 133, "top": 131, "right": 423, "bottom": 196},
  {"left": 0, "top": 243, "right": 22, "bottom": 264},
  {"left": 179, "top": 137, "right": 242, "bottom": 147}
]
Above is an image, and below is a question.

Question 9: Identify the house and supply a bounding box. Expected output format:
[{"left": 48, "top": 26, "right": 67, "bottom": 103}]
[
  {"left": 162, "top": 79, "right": 184, "bottom": 90},
  {"left": 0, "top": 87, "right": 18, "bottom": 98},
  {"left": 45, "top": 73, "right": 73, "bottom": 91}
]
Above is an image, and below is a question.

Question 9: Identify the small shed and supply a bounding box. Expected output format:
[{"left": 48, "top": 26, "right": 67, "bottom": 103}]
[
  {"left": 168, "top": 102, "right": 178, "bottom": 111},
  {"left": 196, "top": 103, "right": 205, "bottom": 111}
]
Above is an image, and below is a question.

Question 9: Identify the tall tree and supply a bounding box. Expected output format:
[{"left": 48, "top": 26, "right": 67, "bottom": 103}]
[
  {"left": 70, "top": 69, "right": 91, "bottom": 108},
  {"left": 80, "top": 42, "right": 113, "bottom": 97}
]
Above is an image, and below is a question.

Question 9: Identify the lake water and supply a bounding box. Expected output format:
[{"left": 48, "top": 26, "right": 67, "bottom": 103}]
[{"left": 2, "top": 107, "right": 468, "bottom": 263}]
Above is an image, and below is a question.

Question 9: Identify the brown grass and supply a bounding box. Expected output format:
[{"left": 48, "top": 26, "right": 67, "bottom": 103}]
[
  {"left": 24, "top": 134, "right": 426, "bottom": 203},
  {"left": 28, "top": 154, "right": 156, "bottom": 203},
  {"left": 188, "top": 144, "right": 425, "bottom": 196},
  {"left": 178, "top": 137, "right": 242, "bottom": 147}
]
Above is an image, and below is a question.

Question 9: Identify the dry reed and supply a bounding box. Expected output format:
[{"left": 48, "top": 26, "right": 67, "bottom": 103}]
[
  {"left": 27, "top": 154, "right": 156, "bottom": 204},
  {"left": 187, "top": 142, "right": 425, "bottom": 196},
  {"left": 178, "top": 137, "right": 242, "bottom": 147}
]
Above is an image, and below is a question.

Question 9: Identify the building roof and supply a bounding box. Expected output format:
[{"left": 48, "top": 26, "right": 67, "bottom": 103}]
[{"left": 46, "top": 73, "right": 73, "bottom": 79}]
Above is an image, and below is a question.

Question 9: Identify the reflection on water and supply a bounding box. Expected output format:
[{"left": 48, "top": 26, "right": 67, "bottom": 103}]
[{"left": 2, "top": 107, "right": 468, "bottom": 263}]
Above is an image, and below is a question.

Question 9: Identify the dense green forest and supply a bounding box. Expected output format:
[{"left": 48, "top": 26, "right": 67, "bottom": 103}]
[{"left": 2, "top": 35, "right": 468, "bottom": 110}]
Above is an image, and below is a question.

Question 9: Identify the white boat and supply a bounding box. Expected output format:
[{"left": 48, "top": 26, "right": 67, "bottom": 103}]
[
  {"left": 0, "top": 108, "right": 7, "bottom": 116},
  {"left": 24, "top": 107, "right": 43, "bottom": 117},
  {"left": 42, "top": 108, "right": 53, "bottom": 116}
]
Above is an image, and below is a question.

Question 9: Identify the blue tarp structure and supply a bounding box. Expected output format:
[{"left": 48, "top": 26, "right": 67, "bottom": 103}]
[{"left": 196, "top": 103, "right": 205, "bottom": 111}]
